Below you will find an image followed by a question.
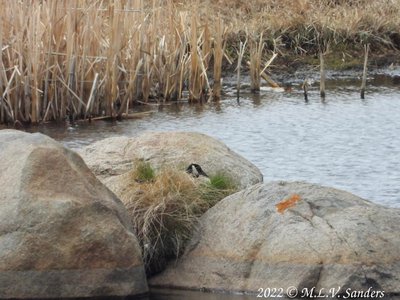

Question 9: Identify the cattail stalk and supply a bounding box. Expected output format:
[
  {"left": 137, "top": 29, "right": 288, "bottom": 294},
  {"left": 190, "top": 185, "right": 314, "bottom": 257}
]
[
  {"left": 249, "top": 33, "right": 264, "bottom": 92},
  {"left": 361, "top": 44, "right": 369, "bottom": 99},
  {"left": 236, "top": 40, "right": 247, "bottom": 99},
  {"left": 212, "top": 18, "right": 224, "bottom": 101},
  {"left": 320, "top": 52, "right": 326, "bottom": 98}
]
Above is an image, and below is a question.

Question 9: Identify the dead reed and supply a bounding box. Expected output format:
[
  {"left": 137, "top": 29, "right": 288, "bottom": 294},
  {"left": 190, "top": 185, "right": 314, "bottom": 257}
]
[
  {"left": 249, "top": 33, "right": 264, "bottom": 92},
  {"left": 360, "top": 44, "right": 370, "bottom": 99},
  {"left": 0, "top": 0, "right": 227, "bottom": 124},
  {"left": 1, "top": 0, "right": 399, "bottom": 124},
  {"left": 236, "top": 39, "right": 247, "bottom": 99},
  {"left": 212, "top": 18, "right": 225, "bottom": 101}
]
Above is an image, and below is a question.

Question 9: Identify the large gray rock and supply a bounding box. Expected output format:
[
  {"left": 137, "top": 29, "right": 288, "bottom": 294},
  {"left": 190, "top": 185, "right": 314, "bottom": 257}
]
[
  {"left": 150, "top": 181, "right": 400, "bottom": 296},
  {"left": 0, "top": 129, "right": 148, "bottom": 299},
  {"left": 78, "top": 131, "right": 263, "bottom": 189}
]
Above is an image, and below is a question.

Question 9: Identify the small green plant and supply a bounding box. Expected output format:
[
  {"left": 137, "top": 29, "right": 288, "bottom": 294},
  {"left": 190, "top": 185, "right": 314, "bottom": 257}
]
[
  {"left": 209, "top": 172, "right": 236, "bottom": 190},
  {"left": 135, "top": 161, "right": 155, "bottom": 182},
  {"left": 198, "top": 172, "right": 237, "bottom": 208}
]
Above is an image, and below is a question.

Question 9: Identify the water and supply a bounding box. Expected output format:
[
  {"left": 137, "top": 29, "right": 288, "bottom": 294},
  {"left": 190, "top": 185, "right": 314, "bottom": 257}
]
[
  {"left": 147, "top": 289, "right": 255, "bottom": 300},
  {"left": 26, "top": 72, "right": 400, "bottom": 209},
  {"left": 6, "top": 71, "right": 398, "bottom": 300},
  {"left": 145, "top": 288, "right": 400, "bottom": 300}
]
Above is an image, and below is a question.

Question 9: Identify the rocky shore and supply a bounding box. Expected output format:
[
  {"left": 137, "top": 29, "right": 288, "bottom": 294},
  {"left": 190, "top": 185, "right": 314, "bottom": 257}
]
[{"left": 0, "top": 129, "right": 399, "bottom": 299}]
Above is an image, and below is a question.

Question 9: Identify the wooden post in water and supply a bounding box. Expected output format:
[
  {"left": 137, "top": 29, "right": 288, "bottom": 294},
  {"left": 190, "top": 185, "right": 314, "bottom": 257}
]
[
  {"left": 320, "top": 52, "right": 326, "bottom": 98},
  {"left": 249, "top": 33, "right": 263, "bottom": 92},
  {"left": 303, "top": 78, "right": 309, "bottom": 102},
  {"left": 360, "top": 44, "right": 369, "bottom": 99},
  {"left": 236, "top": 40, "right": 247, "bottom": 100}
]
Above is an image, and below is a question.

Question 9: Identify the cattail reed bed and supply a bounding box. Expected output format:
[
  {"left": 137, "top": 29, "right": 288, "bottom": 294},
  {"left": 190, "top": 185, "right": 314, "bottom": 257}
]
[
  {"left": 0, "top": 0, "right": 227, "bottom": 124},
  {"left": 1, "top": 0, "right": 400, "bottom": 125}
]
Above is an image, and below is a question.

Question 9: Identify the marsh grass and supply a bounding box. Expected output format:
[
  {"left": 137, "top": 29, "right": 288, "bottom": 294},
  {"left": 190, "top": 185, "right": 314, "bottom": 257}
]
[
  {"left": 1, "top": 0, "right": 399, "bottom": 124},
  {"left": 121, "top": 163, "right": 238, "bottom": 275},
  {"left": 201, "top": 0, "right": 400, "bottom": 52},
  {"left": 0, "top": 0, "right": 225, "bottom": 124}
]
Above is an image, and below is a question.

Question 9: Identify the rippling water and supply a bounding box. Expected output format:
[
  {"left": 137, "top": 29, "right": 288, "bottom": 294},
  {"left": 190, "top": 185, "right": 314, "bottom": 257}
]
[{"left": 27, "top": 72, "right": 400, "bottom": 208}]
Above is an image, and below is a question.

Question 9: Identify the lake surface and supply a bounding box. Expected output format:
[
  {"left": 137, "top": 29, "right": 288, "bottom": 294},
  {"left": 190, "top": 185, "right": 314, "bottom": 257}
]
[
  {"left": 146, "top": 288, "right": 400, "bottom": 300},
  {"left": 147, "top": 289, "right": 255, "bottom": 300},
  {"left": 27, "top": 70, "right": 400, "bottom": 208}
]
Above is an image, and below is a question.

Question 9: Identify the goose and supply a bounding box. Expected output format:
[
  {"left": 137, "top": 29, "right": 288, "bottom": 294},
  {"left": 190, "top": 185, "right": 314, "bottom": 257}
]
[{"left": 186, "top": 163, "right": 209, "bottom": 178}]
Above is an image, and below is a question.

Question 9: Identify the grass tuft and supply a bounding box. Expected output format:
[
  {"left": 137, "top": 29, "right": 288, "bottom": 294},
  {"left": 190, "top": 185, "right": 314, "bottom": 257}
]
[
  {"left": 135, "top": 161, "right": 155, "bottom": 183},
  {"left": 120, "top": 163, "right": 238, "bottom": 275},
  {"left": 208, "top": 172, "right": 236, "bottom": 190}
]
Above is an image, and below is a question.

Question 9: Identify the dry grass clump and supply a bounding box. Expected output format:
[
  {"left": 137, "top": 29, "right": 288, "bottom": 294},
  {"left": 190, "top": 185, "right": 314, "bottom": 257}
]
[{"left": 119, "top": 161, "right": 237, "bottom": 275}]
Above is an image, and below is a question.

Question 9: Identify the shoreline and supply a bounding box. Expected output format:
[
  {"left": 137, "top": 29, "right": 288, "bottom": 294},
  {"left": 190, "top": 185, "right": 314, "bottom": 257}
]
[
  {"left": 1, "top": 55, "right": 399, "bottom": 130},
  {"left": 1, "top": 0, "right": 400, "bottom": 125}
]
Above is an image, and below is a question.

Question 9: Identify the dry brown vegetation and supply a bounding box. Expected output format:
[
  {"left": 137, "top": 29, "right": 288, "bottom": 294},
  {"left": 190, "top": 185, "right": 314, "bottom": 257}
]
[
  {"left": 200, "top": 0, "right": 400, "bottom": 52},
  {"left": 1, "top": 0, "right": 399, "bottom": 124},
  {"left": 116, "top": 161, "right": 237, "bottom": 275}
]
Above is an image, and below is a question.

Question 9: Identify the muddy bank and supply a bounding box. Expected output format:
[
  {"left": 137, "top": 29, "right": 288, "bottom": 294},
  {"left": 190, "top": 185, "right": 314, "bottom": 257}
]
[
  {"left": 221, "top": 50, "right": 400, "bottom": 89},
  {"left": 0, "top": 48, "right": 398, "bottom": 129}
]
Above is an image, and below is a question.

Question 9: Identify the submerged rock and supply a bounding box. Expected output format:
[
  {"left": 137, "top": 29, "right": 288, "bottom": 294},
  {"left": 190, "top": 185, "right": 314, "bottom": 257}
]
[
  {"left": 78, "top": 131, "right": 263, "bottom": 189},
  {"left": 150, "top": 181, "right": 400, "bottom": 296},
  {"left": 0, "top": 130, "right": 148, "bottom": 299}
]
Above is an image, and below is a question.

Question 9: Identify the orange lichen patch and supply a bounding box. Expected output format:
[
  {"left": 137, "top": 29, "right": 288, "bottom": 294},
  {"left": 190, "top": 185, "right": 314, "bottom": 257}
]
[{"left": 275, "top": 194, "right": 301, "bottom": 214}]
